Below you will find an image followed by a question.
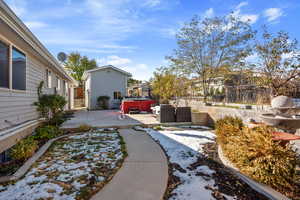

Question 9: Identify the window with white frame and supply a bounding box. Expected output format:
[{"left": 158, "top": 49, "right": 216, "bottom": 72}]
[
  {"left": 57, "top": 76, "right": 60, "bottom": 90},
  {"left": 65, "top": 82, "right": 68, "bottom": 96},
  {"left": 0, "top": 39, "right": 26, "bottom": 90},
  {"left": 12, "top": 47, "right": 26, "bottom": 90},
  {"left": 0, "top": 40, "right": 9, "bottom": 88},
  {"left": 62, "top": 80, "right": 66, "bottom": 94},
  {"left": 46, "top": 69, "right": 52, "bottom": 88}
]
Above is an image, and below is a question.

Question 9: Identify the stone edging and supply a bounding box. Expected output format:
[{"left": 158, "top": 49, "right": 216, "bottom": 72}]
[
  {"left": 0, "top": 135, "right": 69, "bottom": 183},
  {"left": 218, "top": 145, "right": 290, "bottom": 200}
]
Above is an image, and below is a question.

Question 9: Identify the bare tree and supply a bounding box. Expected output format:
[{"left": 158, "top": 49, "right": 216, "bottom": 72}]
[
  {"left": 254, "top": 29, "right": 300, "bottom": 97},
  {"left": 168, "top": 15, "right": 255, "bottom": 102}
]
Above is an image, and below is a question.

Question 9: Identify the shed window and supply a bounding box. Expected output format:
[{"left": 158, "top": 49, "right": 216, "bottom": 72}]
[
  {"left": 12, "top": 47, "right": 26, "bottom": 90},
  {"left": 0, "top": 41, "right": 9, "bottom": 88},
  {"left": 114, "top": 91, "right": 121, "bottom": 99}
]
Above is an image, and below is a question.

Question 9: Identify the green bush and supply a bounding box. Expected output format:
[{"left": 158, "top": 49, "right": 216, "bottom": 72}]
[
  {"left": 10, "top": 137, "right": 38, "bottom": 161},
  {"left": 153, "top": 125, "right": 163, "bottom": 130},
  {"left": 48, "top": 112, "right": 66, "bottom": 126},
  {"left": 33, "top": 125, "right": 62, "bottom": 141},
  {"left": 97, "top": 96, "right": 110, "bottom": 109},
  {"left": 34, "top": 83, "right": 67, "bottom": 125},
  {"left": 216, "top": 116, "right": 298, "bottom": 193}
]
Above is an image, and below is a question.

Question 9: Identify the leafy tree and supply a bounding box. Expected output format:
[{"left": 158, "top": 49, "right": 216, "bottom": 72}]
[
  {"left": 151, "top": 67, "right": 189, "bottom": 104},
  {"left": 209, "top": 87, "right": 215, "bottom": 97},
  {"left": 168, "top": 15, "right": 255, "bottom": 102},
  {"left": 64, "top": 52, "right": 97, "bottom": 86},
  {"left": 128, "top": 78, "right": 142, "bottom": 86},
  {"left": 254, "top": 29, "right": 300, "bottom": 97}
]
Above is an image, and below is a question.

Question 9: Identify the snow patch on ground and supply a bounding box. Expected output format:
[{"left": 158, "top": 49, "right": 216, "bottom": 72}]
[
  {"left": 144, "top": 128, "right": 234, "bottom": 200},
  {"left": 0, "top": 129, "right": 124, "bottom": 200}
]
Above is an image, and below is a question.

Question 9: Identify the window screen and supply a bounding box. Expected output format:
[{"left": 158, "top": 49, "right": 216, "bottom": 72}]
[
  {"left": 0, "top": 41, "right": 9, "bottom": 88},
  {"left": 12, "top": 47, "right": 26, "bottom": 90}
]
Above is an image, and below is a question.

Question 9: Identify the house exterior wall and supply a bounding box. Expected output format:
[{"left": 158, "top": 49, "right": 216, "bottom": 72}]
[
  {"left": 0, "top": 4, "right": 72, "bottom": 131},
  {"left": 88, "top": 69, "right": 128, "bottom": 109},
  {"left": 0, "top": 51, "right": 69, "bottom": 131}
]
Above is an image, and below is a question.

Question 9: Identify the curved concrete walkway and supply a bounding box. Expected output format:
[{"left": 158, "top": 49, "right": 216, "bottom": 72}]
[{"left": 91, "top": 128, "right": 169, "bottom": 200}]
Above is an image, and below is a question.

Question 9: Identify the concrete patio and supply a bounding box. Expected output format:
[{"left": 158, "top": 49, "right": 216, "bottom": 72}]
[
  {"left": 61, "top": 110, "right": 156, "bottom": 128},
  {"left": 62, "top": 109, "right": 191, "bottom": 128}
]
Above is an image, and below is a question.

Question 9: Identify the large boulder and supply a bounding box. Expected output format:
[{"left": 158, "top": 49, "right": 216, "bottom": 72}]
[{"left": 271, "top": 96, "right": 294, "bottom": 108}]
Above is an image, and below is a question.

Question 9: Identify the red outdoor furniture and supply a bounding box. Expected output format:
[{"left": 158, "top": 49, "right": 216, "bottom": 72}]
[
  {"left": 272, "top": 131, "right": 300, "bottom": 146},
  {"left": 248, "top": 123, "right": 300, "bottom": 145},
  {"left": 272, "top": 131, "right": 300, "bottom": 141},
  {"left": 121, "top": 99, "right": 156, "bottom": 114}
]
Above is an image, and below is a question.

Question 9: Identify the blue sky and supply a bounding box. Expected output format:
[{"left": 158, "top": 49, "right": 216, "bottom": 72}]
[{"left": 4, "top": 0, "right": 300, "bottom": 80}]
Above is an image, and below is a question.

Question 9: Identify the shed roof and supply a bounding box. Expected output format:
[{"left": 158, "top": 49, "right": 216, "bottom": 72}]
[{"left": 83, "top": 65, "right": 132, "bottom": 80}]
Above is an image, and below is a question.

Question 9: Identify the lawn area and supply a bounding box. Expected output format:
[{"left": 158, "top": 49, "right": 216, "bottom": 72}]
[
  {"left": 143, "top": 126, "right": 269, "bottom": 200},
  {"left": 0, "top": 128, "right": 126, "bottom": 200}
]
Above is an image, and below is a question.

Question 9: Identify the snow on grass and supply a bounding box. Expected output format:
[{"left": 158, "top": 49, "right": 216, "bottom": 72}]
[
  {"left": 143, "top": 127, "right": 234, "bottom": 200},
  {"left": 0, "top": 129, "right": 125, "bottom": 200}
]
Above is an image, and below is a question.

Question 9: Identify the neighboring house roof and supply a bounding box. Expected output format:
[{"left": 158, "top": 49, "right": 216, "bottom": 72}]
[
  {"left": 83, "top": 65, "right": 132, "bottom": 80},
  {"left": 0, "top": 1, "right": 75, "bottom": 83}
]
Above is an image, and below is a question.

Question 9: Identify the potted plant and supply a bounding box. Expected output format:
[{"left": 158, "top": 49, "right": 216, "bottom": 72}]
[{"left": 97, "top": 96, "right": 110, "bottom": 110}]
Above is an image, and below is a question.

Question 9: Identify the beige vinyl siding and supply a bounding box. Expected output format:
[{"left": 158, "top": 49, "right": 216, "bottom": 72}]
[{"left": 0, "top": 55, "right": 65, "bottom": 130}]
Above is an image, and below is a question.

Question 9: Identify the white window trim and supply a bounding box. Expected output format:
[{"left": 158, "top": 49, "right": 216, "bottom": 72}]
[
  {"left": 46, "top": 69, "right": 52, "bottom": 88},
  {"left": 0, "top": 33, "right": 27, "bottom": 92},
  {"left": 57, "top": 76, "right": 61, "bottom": 90}
]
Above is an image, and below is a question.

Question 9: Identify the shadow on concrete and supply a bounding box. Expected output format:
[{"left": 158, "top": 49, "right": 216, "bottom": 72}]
[
  {"left": 172, "top": 132, "right": 214, "bottom": 141},
  {"left": 62, "top": 109, "right": 161, "bottom": 129}
]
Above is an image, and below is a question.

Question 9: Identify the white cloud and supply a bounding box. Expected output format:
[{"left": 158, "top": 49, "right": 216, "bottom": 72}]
[
  {"left": 235, "top": 1, "right": 248, "bottom": 10},
  {"left": 240, "top": 14, "right": 259, "bottom": 24},
  {"left": 25, "top": 21, "right": 47, "bottom": 29},
  {"left": 231, "top": 3, "right": 259, "bottom": 24},
  {"left": 71, "top": 45, "right": 137, "bottom": 54},
  {"left": 97, "top": 55, "right": 132, "bottom": 66},
  {"left": 122, "top": 64, "right": 153, "bottom": 80},
  {"left": 143, "top": 0, "right": 161, "bottom": 8},
  {"left": 203, "top": 8, "right": 214, "bottom": 18},
  {"left": 263, "top": 8, "right": 283, "bottom": 22},
  {"left": 97, "top": 56, "right": 153, "bottom": 80}
]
